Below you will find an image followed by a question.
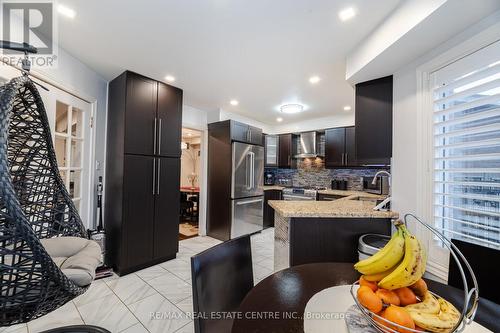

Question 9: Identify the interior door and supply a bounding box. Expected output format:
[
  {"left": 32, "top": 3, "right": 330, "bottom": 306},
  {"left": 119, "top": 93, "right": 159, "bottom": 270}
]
[
  {"left": 325, "top": 128, "right": 345, "bottom": 167},
  {"left": 125, "top": 73, "right": 157, "bottom": 156},
  {"left": 157, "top": 83, "right": 182, "bottom": 157},
  {"left": 123, "top": 155, "right": 155, "bottom": 268},
  {"left": 0, "top": 66, "right": 93, "bottom": 226},
  {"left": 153, "top": 157, "right": 180, "bottom": 259}
]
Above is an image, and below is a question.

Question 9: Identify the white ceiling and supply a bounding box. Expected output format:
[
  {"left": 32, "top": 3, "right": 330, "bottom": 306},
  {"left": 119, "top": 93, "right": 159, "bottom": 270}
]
[{"left": 58, "top": 0, "right": 403, "bottom": 125}]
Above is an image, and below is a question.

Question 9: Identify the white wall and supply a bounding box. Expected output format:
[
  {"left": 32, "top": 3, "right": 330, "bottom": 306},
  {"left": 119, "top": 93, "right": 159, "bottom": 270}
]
[{"left": 270, "top": 113, "right": 354, "bottom": 134}]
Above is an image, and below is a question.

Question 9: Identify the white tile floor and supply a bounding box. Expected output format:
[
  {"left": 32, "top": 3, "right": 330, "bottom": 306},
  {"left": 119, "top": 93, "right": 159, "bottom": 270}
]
[{"left": 2, "top": 228, "right": 275, "bottom": 333}]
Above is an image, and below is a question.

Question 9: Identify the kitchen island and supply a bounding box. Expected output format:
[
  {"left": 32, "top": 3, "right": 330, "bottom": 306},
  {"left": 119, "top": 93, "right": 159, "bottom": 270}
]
[{"left": 269, "top": 192, "right": 398, "bottom": 271}]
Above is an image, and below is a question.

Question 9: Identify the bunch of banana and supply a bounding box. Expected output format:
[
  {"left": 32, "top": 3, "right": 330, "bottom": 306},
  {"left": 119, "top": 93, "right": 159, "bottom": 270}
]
[
  {"left": 354, "top": 226, "right": 405, "bottom": 275},
  {"left": 354, "top": 223, "right": 427, "bottom": 290},
  {"left": 405, "top": 292, "right": 460, "bottom": 333}
]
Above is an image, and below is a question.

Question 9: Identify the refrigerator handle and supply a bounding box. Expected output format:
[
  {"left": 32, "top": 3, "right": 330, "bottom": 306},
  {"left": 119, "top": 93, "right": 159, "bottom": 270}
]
[
  {"left": 249, "top": 151, "right": 255, "bottom": 189},
  {"left": 245, "top": 153, "right": 252, "bottom": 190}
]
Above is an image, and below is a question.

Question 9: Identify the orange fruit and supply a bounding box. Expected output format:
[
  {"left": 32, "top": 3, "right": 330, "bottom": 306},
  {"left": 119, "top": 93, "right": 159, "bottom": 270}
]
[
  {"left": 373, "top": 311, "right": 391, "bottom": 333},
  {"left": 394, "top": 287, "right": 417, "bottom": 306},
  {"left": 409, "top": 279, "right": 428, "bottom": 298},
  {"left": 382, "top": 305, "right": 416, "bottom": 333},
  {"left": 359, "top": 275, "right": 378, "bottom": 292},
  {"left": 376, "top": 288, "right": 401, "bottom": 306},
  {"left": 357, "top": 285, "right": 374, "bottom": 297},
  {"left": 357, "top": 287, "right": 383, "bottom": 314}
]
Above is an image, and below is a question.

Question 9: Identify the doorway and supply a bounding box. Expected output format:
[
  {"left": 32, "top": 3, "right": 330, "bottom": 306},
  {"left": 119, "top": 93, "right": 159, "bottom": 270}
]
[{"left": 179, "top": 127, "right": 202, "bottom": 240}]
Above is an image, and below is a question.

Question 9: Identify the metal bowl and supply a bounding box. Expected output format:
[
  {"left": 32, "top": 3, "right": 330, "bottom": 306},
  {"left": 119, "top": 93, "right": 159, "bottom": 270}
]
[{"left": 349, "top": 213, "right": 479, "bottom": 333}]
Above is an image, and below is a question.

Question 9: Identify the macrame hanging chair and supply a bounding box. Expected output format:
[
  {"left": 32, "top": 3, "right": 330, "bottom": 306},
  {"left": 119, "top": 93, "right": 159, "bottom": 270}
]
[{"left": 0, "top": 42, "right": 102, "bottom": 327}]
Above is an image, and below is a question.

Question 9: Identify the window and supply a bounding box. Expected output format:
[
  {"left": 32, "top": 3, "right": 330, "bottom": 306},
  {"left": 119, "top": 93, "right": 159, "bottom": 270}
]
[{"left": 430, "top": 40, "right": 500, "bottom": 250}]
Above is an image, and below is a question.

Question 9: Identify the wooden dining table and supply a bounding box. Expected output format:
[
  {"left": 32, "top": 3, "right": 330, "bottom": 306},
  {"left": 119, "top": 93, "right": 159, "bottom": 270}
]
[{"left": 231, "top": 263, "right": 499, "bottom": 333}]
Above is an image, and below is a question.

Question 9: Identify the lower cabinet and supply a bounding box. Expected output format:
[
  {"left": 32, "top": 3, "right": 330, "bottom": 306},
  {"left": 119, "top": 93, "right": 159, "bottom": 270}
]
[
  {"left": 264, "top": 190, "right": 282, "bottom": 228},
  {"left": 107, "top": 154, "right": 180, "bottom": 275},
  {"left": 289, "top": 217, "right": 391, "bottom": 266}
]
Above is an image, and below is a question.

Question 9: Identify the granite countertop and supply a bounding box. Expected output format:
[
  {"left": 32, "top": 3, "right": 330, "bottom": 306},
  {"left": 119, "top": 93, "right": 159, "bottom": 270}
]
[
  {"left": 263, "top": 185, "right": 286, "bottom": 191},
  {"left": 269, "top": 191, "right": 398, "bottom": 219}
]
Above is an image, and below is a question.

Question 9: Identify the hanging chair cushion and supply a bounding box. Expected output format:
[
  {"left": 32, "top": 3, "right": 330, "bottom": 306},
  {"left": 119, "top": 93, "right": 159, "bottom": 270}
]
[{"left": 41, "top": 237, "right": 102, "bottom": 287}]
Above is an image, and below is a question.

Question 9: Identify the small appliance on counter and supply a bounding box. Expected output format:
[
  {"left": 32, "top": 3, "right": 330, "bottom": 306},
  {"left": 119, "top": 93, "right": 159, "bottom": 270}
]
[
  {"left": 358, "top": 234, "right": 391, "bottom": 260},
  {"left": 276, "top": 177, "right": 293, "bottom": 187},
  {"left": 363, "top": 176, "right": 390, "bottom": 195},
  {"left": 264, "top": 171, "right": 275, "bottom": 185},
  {"left": 331, "top": 179, "right": 348, "bottom": 190}
]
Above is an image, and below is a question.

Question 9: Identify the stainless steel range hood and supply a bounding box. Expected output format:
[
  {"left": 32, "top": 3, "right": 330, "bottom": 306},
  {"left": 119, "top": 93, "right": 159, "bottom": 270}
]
[{"left": 295, "top": 131, "right": 322, "bottom": 158}]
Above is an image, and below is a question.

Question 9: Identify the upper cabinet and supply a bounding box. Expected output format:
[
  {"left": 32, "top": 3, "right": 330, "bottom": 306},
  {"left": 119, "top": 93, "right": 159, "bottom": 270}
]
[
  {"left": 278, "top": 133, "right": 296, "bottom": 169},
  {"left": 157, "top": 82, "right": 183, "bottom": 157},
  {"left": 123, "top": 71, "right": 183, "bottom": 158},
  {"left": 325, "top": 126, "right": 357, "bottom": 168},
  {"left": 264, "top": 135, "right": 279, "bottom": 167},
  {"left": 355, "top": 76, "right": 393, "bottom": 166},
  {"left": 230, "top": 121, "right": 263, "bottom": 145}
]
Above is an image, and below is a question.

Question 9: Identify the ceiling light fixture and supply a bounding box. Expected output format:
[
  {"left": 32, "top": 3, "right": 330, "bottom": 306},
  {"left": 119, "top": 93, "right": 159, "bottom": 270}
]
[
  {"left": 309, "top": 76, "right": 321, "bottom": 84},
  {"left": 280, "top": 103, "right": 304, "bottom": 114},
  {"left": 276, "top": 117, "right": 283, "bottom": 122},
  {"left": 343, "top": 105, "right": 352, "bottom": 111},
  {"left": 338, "top": 7, "right": 356, "bottom": 21},
  {"left": 165, "top": 75, "right": 176, "bottom": 82},
  {"left": 230, "top": 99, "right": 239, "bottom": 106},
  {"left": 58, "top": 5, "right": 76, "bottom": 19}
]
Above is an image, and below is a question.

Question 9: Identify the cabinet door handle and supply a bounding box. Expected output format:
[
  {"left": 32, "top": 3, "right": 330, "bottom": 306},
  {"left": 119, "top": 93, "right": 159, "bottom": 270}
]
[
  {"left": 158, "top": 118, "right": 162, "bottom": 155},
  {"left": 345, "top": 153, "right": 348, "bottom": 166},
  {"left": 153, "top": 118, "right": 158, "bottom": 154},
  {"left": 152, "top": 158, "right": 156, "bottom": 195},
  {"left": 157, "top": 158, "right": 161, "bottom": 195}
]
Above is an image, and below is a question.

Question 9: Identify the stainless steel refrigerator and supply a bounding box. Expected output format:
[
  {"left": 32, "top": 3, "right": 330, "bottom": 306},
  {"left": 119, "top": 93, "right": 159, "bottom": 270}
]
[{"left": 231, "top": 141, "right": 264, "bottom": 238}]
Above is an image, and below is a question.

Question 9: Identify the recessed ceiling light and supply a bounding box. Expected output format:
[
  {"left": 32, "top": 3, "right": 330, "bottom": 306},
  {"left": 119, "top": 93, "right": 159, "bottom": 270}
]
[
  {"left": 58, "top": 5, "right": 76, "bottom": 19},
  {"left": 276, "top": 117, "right": 283, "bottom": 122},
  {"left": 343, "top": 105, "right": 352, "bottom": 111},
  {"left": 230, "top": 99, "right": 239, "bottom": 106},
  {"left": 309, "top": 76, "right": 321, "bottom": 84},
  {"left": 338, "top": 7, "right": 356, "bottom": 21},
  {"left": 280, "top": 103, "right": 304, "bottom": 114},
  {"left": 165, "top": 75, "right": 176, "bottom": 82}
]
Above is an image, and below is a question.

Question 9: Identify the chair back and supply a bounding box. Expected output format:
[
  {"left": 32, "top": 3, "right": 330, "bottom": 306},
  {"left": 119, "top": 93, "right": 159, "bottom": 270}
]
[
  {"left": 0, "top": 76, "right": 87, "bottom": 326},
  {"left": 191, "top": 235, "right": 254, "bottom": 333},
  {"left": 448, "top": 239, "right": 500, "bottom": 304}
]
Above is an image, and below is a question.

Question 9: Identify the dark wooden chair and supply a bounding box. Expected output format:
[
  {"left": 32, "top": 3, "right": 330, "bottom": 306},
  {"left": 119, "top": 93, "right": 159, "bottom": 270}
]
[
  {"left": 191, "top": 235, "right": 254, "bottom": 333},
  {"left": 448, "top": 238, "right": 500, "bottom": 304}
]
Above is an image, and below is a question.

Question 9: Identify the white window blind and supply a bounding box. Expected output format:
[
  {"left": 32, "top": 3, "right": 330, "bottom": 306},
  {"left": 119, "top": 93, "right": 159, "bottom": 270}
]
[{"left": 431, "top": 40, "right": 500, "bottom": 250}]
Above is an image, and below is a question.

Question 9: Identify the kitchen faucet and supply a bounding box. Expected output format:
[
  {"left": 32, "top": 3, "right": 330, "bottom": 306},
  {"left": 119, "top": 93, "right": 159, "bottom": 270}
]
[{"left": 371, "top": 170, "right": 391, "bottom": 211}]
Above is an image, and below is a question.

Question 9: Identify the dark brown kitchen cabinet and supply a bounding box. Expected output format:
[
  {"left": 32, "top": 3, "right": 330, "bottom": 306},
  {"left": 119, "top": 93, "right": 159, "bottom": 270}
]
[
  {"left": 105, "top": 70, "right": 182, "bottom": 276},
  {"left": 153, "top": 157, "right": 181, "bottom": 259},
  {"left": 355, "top": 76, "right": 393, "bottom": 166},
  {"left": 157, "top": 83, "right": 183, "bottom": 157},
  {"left": 325, "top": 126, "right": 356, "bottom": 168},
  {"left": 264, "top": 189, "right": 281, "bottom": 228},
  {"left": 278, "top": 133, "right": 295, "bottom": 168},
  {"left": 124, "top": 74, "right": 157, "bottom": 156},
  {"left": 122, "top": 155, "right": 155, "bottom": 268},
  {"left": 230, "top": 121, "right": 263, "bottom": 145}
]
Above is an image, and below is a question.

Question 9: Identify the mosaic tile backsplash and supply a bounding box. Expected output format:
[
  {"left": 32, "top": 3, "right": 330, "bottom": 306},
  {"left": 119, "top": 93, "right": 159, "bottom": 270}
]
[{"left": 266, "top": 158, "right": 386, "bottom": 191}]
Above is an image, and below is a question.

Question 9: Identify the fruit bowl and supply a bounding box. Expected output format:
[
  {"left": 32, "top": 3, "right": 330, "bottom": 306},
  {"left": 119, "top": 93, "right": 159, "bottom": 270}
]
[{"left": 349, "top": 213, "right": 479, "bottom": 333}]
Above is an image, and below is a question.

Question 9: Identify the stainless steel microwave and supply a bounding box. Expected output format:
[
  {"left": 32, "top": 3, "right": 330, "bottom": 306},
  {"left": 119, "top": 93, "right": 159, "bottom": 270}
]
[{"left": 363, "top": 176, "right": 390, "bottom": 195}]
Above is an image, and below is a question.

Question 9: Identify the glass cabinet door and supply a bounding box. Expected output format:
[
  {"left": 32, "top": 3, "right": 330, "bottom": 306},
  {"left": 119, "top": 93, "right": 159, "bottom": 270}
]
[{"left": 265, "top": 135, "right": 278, "bottom": 166}]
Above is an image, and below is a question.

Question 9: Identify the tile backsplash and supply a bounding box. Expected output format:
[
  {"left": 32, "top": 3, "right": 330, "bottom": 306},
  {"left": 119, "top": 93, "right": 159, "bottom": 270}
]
[{"left": 267, "top": 158, "right": 385, "bottom": 191}]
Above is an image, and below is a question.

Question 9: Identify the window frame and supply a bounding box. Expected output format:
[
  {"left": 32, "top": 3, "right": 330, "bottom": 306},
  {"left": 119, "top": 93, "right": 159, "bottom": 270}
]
[{"left": 415, "top": 23, "right": 500, "bottom": 281}]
